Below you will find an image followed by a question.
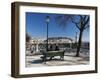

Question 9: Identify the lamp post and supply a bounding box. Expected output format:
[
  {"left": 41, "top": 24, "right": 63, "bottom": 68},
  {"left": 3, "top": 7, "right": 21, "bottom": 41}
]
[{"left": 46, "top": 16, "right": 50, "bottom": 51}]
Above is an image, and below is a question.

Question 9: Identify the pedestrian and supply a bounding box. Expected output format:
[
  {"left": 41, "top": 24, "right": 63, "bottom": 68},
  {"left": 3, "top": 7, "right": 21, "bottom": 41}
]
[{"left": 55, "top": 44, "right": 59, "bottom": 51}]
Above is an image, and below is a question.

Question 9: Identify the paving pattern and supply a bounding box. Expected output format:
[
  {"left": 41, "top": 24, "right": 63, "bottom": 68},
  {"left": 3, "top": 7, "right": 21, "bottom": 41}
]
[{"left": 26, "top": 52, "right": 89, "bottom": 67}]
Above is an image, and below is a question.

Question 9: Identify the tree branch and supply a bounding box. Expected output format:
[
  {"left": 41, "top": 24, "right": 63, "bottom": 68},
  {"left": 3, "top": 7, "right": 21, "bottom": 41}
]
[
  {"left": 71, "top": 17, "right": 80, "bottom": 30},
  {"left": 83, "top": 16, "right": 89, "bottom": 27},
  {"left": 84, "top": 24, "right": 89, "bottom": 30},
  {"left": 75, "top": 23, "right": 80, "bottom": 30}
]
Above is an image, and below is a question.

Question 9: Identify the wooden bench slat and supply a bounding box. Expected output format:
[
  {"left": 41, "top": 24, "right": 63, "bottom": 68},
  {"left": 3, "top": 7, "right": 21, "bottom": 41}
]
[{"left": 41, "top": 50, "right": 65, "bottom": 63}]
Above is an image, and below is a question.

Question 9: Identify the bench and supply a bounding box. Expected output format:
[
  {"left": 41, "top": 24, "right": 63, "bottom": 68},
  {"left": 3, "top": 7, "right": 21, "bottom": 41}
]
[{"left": 41, "top": 50, "right": 65, "bottom": 63}]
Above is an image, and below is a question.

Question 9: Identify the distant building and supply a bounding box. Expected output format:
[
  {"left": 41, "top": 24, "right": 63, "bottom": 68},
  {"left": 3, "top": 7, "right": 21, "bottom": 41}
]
[
  {"left": 44, "top": 37, "right": 73, "bottom": 44},
  {"left": 26, "top": 37, "right": 89, "bottom": 54},
  {"left": 29, "top": 37, "right": 74, "bottom": 44},
  {"left": 26, "top": 37, "right": 74, "bottom": 54},
  {"left": 81, "top": 42, "right": 89, "bottom": 49}
]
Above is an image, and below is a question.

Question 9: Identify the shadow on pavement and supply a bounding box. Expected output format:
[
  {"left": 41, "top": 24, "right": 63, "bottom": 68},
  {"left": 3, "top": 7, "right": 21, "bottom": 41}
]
[{"left": 29, "top": 59, "right": 43, "bottom": 64}]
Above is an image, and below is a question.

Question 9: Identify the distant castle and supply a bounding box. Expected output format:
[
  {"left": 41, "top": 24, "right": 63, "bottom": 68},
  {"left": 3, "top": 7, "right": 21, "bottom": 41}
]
[
  {"left": 26, "top": 37, "right": 89, "bottom": 54},
  {"left": 44, "top": 37, "right": 73, "bottom": 44},
  {"left": 26, "top": 37, "right": 74, "bottom": 53},
  {"left": 30, "top": 37, "right": 74, "bottom": 44}
]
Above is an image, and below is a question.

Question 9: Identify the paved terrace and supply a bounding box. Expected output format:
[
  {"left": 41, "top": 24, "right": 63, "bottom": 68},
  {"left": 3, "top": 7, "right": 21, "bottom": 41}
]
[{"left": 26, "top": 51, "right": 89, "bottom": 67}]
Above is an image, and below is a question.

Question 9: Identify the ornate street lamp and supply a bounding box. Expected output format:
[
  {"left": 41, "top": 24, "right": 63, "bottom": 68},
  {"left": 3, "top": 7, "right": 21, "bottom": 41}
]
[{"left": 46, "top": 16, "right": 50, "bottom": 51}]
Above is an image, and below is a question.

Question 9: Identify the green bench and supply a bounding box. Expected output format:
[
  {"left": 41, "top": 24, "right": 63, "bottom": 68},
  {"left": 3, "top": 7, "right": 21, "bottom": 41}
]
[{"left": 41, "top": 50, "right": 65, "bottom": 63}]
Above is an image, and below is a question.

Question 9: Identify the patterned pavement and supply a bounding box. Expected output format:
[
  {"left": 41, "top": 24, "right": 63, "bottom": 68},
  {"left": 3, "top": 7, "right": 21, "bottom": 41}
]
[{"left": 26, "top": 52, "right": 89, "bottom": 67}]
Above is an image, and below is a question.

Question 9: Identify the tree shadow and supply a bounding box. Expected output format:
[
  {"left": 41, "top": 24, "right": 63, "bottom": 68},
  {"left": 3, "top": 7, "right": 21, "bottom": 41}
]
[
  {"left": 82, "top": 57, "right": 89, "bottom": 61},
  {"left": 64, "top": 54, "right": 76, "bottom": 57},
  {"left": 29, "top": 59, "right": 43, "bottom": 64}
]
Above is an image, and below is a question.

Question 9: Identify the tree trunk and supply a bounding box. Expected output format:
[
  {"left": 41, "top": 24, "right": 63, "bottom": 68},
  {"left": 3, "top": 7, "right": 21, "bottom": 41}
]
[{"left": 76, "top": 29, "right": 83, "bottom": 57}]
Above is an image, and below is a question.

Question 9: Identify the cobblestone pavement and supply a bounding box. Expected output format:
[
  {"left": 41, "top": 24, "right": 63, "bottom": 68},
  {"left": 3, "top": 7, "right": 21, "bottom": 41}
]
[{"left": 26, "top": 52, "right": 89, "bottom": 67}]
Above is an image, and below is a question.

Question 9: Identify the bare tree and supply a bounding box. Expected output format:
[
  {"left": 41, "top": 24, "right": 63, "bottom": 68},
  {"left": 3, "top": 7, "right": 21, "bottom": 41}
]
[{"left": 56, "top": 15, "right": 89, "bottom": 57}]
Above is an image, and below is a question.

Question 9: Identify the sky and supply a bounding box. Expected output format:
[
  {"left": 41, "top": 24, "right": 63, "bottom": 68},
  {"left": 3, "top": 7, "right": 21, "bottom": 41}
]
[{"left": 26, "top": 12, "right": 89, "bottom": 42}]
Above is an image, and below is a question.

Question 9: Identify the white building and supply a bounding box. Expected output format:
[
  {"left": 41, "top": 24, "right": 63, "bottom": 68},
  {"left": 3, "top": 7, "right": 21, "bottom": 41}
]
[{"left": 26, "top": 37, "right": 74, "bottom": 54}]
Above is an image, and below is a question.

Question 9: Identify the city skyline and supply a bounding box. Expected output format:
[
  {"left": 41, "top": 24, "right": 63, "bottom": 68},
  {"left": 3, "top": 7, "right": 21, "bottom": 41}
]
[{"left": 26, "top": 12, "right": 90, "bottom": 42}]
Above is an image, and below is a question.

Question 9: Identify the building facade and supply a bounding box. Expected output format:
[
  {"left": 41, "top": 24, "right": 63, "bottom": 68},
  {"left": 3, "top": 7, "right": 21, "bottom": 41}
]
[{"left": 26, "top": 37, "right": 74, "bottom": 54}]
